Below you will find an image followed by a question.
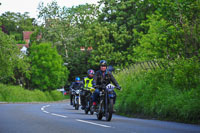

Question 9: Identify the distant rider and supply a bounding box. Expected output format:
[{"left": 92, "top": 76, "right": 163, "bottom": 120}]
[
  {"left": 92, "top": 60, "right": 121, "bottom": 108},
  {"left": 69, "top": 77, "right": 83, "bottom": 105},
  {"left": 81, "top": 69, "right": 95, "bottom": 110}
]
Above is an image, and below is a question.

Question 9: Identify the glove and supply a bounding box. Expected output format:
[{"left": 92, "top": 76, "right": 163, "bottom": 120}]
[{"left": 116, "top": 86, "right": 121, "bottom": 90}]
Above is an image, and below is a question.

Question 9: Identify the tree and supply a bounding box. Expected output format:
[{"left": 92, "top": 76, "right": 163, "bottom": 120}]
[
  {"left": 133, "top": 14, "right": 184, "bottom": 61},
  {"left": 152, "top": 0, "right": 200, "bottom": 58},
  {"left": 83, "top": 22, "right": 125, "bottom": 68},
  {"left": 133, "top": 0, "right": 200, "bottom": 61},
  {"left": 0, "top": 11, "right": 36, "bottom": 41},
  {"left": 37, "top": 1, "right": 100, "bottom": 81},
  {"left": 0, "top": 30, "right": 18, "bottom": 81},
  {"left": 0, "top": 30, "right": 30, "bottom": 85},
  {"left": 93, "top": 0, "right": 156, "bottom": 65},
  {"left": 29, "top": 43, "right": 69, "bottom": 91}
]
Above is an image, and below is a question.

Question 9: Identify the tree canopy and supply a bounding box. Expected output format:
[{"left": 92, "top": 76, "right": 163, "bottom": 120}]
[
  {"left": 29, "top": 42, "right": 69, "bottom": 90},
  {"left": 0, "top": 0, "right": 199, "bottom": 86},
  {"left": 0, "top": 11, "right": 36, "bottom": 41}
]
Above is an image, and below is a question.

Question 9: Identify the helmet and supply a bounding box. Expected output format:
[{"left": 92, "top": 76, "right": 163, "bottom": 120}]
[
  {"left": 100, "top": 60, "right": 107, "bottom": 66},
  {"left": 75, "top": 77, "right": 80, "bottom": 81},
  {"left": 87, "top": 69, "right": 95, "bottom": 75},
  {"left": 108, "top": 65, "right": 114, "bottom": 72}
]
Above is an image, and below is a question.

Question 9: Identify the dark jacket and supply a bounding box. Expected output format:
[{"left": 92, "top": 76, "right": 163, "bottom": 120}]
[
  {"left": 69, "top": 82, "right": 83, "bottom": 90},
  {"left": 93, "top": 69, "right": 120, "bottom": 90}
]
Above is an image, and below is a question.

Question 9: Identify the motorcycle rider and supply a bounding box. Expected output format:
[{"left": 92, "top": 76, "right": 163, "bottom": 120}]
[
  {"left": 81, "top": 69, "right": 95, "bottom": 110},
  {"left": 92, "top": 60, "right": 121, "bottom": 108},
  {"left": 69, "top": 77, "right": 83, "bottom": 105}
]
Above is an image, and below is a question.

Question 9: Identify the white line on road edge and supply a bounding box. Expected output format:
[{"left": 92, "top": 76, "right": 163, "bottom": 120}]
[
  {"left": 43, "top": 110, "right": 50, "bottom": 114},
  {"left": 51, "top": 113, "right": 68, "bottom": 118},
  {"left": 41, "top": 105, "right": 50, "bottom": 113},
  {"left": 41, "top": 105, "right": 68, "bottom": 118},
  {"left": 76, "top": 119, "right": 111, "bottom": 128}
]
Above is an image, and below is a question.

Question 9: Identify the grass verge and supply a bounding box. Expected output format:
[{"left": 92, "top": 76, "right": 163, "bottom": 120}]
[{"left": 0, "top": 84, "right": 69, "bottom": 102}]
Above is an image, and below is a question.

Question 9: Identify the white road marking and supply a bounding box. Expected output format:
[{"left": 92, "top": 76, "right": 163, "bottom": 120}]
[
  {"left": 41, "top": 104, "right": 111, "bottom": 129},
  {"left": 76, "top": 119, "right": 111, "bottom": 128},
  {"left": 41, "top": 105, "right": 67, "bottom": 118},
  {"left": 41, "top": 105, "right": 50, "bottom": 113},
  {"left": 51, "top": 113, "right": 68, "bottom": 118},
  {"left": 43, "top": 110, "right": 50, "bottom": 114}
]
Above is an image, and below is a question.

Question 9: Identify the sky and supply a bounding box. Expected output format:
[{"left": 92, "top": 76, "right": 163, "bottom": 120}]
[{"left": 0, "top": 0, "right": 99, "bottom": 18}]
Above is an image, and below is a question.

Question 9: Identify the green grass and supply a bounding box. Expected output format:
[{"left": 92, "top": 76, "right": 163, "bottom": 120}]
[
  {"left": 114, "top": 58, "right": 200, "bottom": 124},
  {"left": 0, "top": 84, "right": 69, "bottom": 102}
]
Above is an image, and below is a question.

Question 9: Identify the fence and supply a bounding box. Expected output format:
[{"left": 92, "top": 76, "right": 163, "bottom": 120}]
[{"left": 120, "top": 60, "right": 168, "bottom": 73}]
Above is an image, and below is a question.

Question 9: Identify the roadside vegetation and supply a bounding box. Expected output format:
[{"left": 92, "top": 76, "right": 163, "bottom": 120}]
[
  {"left": 0, "top": 83, "right": 68, "bottom": 102},
  {"left": 115, "top": 57, "right": 200, "bottom": 124},
  {"left": 0, "top": 0, "right": 199, "bottom": 123}
]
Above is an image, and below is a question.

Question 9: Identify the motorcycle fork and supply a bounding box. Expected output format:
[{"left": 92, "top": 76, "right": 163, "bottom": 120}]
[
  {"left": 105, "top": 91, "right": 110, "bottom": 114},
  {"left": 99, "top": 94, "right": 104, "bottom": 113},
  {"left": 106, "top": 91, "right": 114, "bottom": 112},
  {"left": 78, "top": 94, "right": 81, "bottom": 105}
]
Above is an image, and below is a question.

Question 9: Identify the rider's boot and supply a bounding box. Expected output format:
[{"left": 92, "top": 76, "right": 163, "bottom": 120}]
[{"left": 92, "top": 102, "right": 98, "bottom": 112}]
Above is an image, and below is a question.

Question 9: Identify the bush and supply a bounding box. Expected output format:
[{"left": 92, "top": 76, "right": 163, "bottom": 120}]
[
  {"left": 50, "top": 90, "right": 64, "bottom": 101},
  {"left": 29, "top": 42, "right": 69, "bottom": 91},
  {"left": 0, "top": 92, "right": 4, "bottom": 101},
  {"left": 115, "top": 58, "right": 200, "bottom": 123},
  {"left": 0, "top": 84, "right": 68, "bottom": 102}
]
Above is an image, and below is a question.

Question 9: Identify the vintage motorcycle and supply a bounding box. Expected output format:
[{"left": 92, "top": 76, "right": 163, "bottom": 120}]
[
  {"left": 84, "top": 87, "right": 95, "bottom": 115},
  {"left": 96, "top": 84, "right": 116, "bottom": 121},
  {"left": 71, "top": 89, "right": 82, "bottom": 110}
]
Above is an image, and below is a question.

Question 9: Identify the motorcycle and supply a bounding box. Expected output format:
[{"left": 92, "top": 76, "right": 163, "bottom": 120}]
[
  {"left": 96, "top": 84, "right": 115, "bottom": 121},
  {"left": 71, "top": 89, "right": 81, "bottom": 110},
  {"left": 84, "top": 87, "right": 95, "bottom": 115}
]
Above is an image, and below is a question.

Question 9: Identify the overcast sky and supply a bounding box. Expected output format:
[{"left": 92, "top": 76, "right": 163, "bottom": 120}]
[{"left": 0, "top": 0, "right": 99, "bottom": 18}]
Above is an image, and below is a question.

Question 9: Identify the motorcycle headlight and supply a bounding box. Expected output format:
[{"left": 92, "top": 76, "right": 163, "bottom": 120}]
[
  {"left": 106, "top": 84, "right": 115, "bottom": 92},
  {"left": 75, "top": 90, "right": 80, "bottom": 94}
]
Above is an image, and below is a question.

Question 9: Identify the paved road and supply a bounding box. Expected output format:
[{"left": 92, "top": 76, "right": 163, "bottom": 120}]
[{"left": 0, "top": 102, "right": 200, "bottom": 133}]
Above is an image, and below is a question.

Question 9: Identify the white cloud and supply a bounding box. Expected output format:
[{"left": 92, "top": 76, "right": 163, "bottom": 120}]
[{"left": 0, "top": 0, "right": 99, "bottom": 18}]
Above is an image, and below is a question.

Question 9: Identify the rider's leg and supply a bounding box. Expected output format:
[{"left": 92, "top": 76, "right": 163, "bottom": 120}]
[
  {"left": 81, "top": 91, "right": 86, "bottom": 109},
  {"left": 92, "top": 88, "right": 100, "bottom": 105},
  {"left": 113, "top": 91, "right": 117, "bottom": 104},
  {"left": 70, "top": 92, "right": 73, "bottom": 105}
]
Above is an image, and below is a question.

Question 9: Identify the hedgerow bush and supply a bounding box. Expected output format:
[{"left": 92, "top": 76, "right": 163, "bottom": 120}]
[
  {"left": 50, "top": 90, "right": 63, "bottom": 101},
  {"left": 0, "top": 84, "right": 67, "bottom": 102},
  {"left": 115, "top": 57, "right": 200, "bottom": 123}
]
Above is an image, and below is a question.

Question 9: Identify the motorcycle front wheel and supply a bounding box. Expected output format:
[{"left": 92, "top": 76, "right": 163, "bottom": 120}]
[
  {"left": 75, "top": 98, "right": 79, "bottom": 110},
  {"left": 97, "top": 112, "right": 103, "bottom": 120},
  {"left": 85, "top": 108, "right": 89, "bottom": 114},
  {"left": 90, "top": 108, "right": 94, "bottom": 115},
  {"left": 105, "top": 99, "right": 113, "bottom": 121},
  {"left": 96, "top": 104, "right": 103, "bottom": 120}
]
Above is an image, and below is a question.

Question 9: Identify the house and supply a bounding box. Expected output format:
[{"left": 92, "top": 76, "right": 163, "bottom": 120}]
[
  {"left": 80, "top": 46, "right": 93, "bottom": 51},
  {"left": 17, "top": 31, "right": 42, "bottom": 55},
  {"left": 23, "top": 31, "right": 33, "bottom": 44},
  {"left": 16, "top": 31, "right": 32, "bottom": 55}
]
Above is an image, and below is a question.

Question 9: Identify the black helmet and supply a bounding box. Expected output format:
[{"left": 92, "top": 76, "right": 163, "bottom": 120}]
[
  {"left": 100, "top": 60, "right": 107, "bottom": 66},
  {"left": 87, "top": 69, "right": 95, "bottom": 75}
]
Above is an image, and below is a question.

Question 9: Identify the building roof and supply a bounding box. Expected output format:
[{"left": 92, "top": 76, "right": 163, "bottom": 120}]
[{"left": 23, "top": 31, "right": 33, "bottom": 40}]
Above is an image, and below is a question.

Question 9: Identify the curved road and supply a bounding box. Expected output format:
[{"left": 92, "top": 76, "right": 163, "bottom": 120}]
[{"left": 0, "top": 102, "right": 200, "bottom": 133}]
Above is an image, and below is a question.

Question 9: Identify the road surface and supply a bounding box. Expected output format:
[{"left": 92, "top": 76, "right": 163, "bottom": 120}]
[{"left": 0, "top": 102, "right": 200, "bottom": 133}]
